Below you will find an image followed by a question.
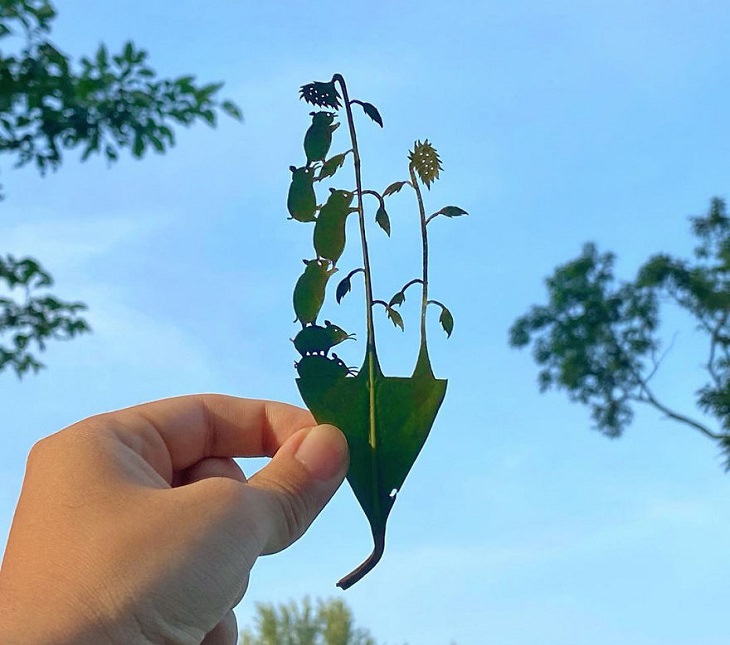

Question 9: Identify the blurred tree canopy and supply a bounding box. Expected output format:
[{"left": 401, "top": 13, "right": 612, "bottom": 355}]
[
  {"left": 0, "top": 0, "right": 241, "bottom": 376},
  {"left": 510, "top": 197, "right": 730, "bottom": 468},
  {"left": 240, "top": 597, "right": 379, "bottom": 645}
]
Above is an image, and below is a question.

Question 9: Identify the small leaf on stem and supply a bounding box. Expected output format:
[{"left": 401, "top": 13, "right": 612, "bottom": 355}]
[
  {"left": 360, "top": 102, "right": 383, "bottom": 127},
  {"left": 375, "top": 205, "right": 391, "bottom": 236},
  {"left": 434, "top": 206, "right": 468, "bottom": 218},
  {"left": 336, "top": 275, "right": 352, "bottom": 304},
  {"left": 439, "top": 306, "right": 454, "bottom": 338},
  {"left": 383, "top": 181, "right": 408, "bottom": 197},
  {"left": 387, "top": 306, "right": 405, "bottom": 331},
  {"left": 389, "top": 291, "right": 405, "bottom": 307},
  {"left": 318, "top": 152, "right": 348, "bottom": 181}
]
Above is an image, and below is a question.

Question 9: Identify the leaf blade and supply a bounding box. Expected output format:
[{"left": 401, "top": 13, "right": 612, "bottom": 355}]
[
  {"left": 375, "top": 205, "right": 391, "bottom": 236},
  {"left": 360, "top": 102, "right": 383, "bottom": 127}
]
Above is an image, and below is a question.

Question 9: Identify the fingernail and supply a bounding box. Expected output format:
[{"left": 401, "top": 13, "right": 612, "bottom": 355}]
[{"left": 295, "top": 424, "right": 348, "bottom": 481}]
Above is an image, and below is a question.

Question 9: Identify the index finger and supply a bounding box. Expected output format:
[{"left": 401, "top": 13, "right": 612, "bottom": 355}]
[{"left": 85, "top": 394, "right": 316, "bottom": 483}]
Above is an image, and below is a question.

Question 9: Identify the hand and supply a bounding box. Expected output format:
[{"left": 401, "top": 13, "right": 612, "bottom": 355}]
[{"left": 0, "top": 394, "right": 349, "bottom": 645}]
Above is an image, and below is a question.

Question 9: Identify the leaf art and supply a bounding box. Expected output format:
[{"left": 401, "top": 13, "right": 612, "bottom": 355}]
[{"left": 288, "top": 74, "right": 467, "bottom": 588}]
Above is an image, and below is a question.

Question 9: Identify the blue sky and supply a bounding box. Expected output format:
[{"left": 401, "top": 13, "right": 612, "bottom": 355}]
[{"left": 2, "top": 1, "right": 730, "bottom": 643}]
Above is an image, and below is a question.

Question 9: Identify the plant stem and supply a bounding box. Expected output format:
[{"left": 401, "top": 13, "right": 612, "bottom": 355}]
[
  {"left": 334, "top": 74, "right": 379, "bottom": 373},
  {"left": 409, "top": 163, "right": 433, "bottom": 377},
  {"left": 333, "top": 75, "right": 384, "bottom": 582}
]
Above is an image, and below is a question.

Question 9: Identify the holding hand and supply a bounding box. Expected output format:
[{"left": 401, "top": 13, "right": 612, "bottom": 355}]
[{"left": 0, "top": 395, "right": 349, "bottom": 645}]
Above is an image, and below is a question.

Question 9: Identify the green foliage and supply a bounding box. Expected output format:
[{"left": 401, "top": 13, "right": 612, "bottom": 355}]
[
  {"left": 0, "top": 254, "right": 89, "bottom": 376},
  {"left": 510, "top": 197, "right": 730, "bottom": 467},
  {"left": 0, "top": 0, "right": 240, "bottom": 376},
  {"left": 0, "top": 0, "right": 240, "bottom": 177},
  {"left": 288, "top": 75, "right": 465, "bottom": 586},
  {"left": 240, "top": 597, "right": 378, "bottom": 645}
]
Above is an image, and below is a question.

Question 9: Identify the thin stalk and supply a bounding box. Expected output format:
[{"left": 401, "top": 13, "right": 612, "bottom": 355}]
[
  {"left": 333, "top": 73, "right": 383, "bottom": 588},
  {"left": 409, "top": 163, "right": 433, "bottom": 377},
  {"left": 333, "top": 74, "right": 379, "bottom": 376}
]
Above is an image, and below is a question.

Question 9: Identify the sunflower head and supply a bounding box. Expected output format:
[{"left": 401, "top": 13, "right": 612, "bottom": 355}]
[{"left": 409, "top": 139, "right": 442, "bottom": 189}]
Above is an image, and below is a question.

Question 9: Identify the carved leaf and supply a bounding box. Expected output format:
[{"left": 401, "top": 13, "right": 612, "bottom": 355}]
[
  {"left": 375, "top": 205, "right": 391, "bottom": 236},
  {"left": 383, "top": 181, "right": 408, "bottom": 197},
  {"left": 360, "top": 101, "right": 383, "bottom": 127},
  {"left": 386, "top": 306, "right": 404, "bottom": 331},
  {"left": 439, "top": 306, "right": 454, "bottom": 338},
  {"left": 318, "top": 152, "right": 348, "bottom": 181}
]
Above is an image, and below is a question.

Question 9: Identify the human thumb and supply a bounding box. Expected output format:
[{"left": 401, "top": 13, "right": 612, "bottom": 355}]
[{"left": 244, "top": 423, "right": 349, "bottom": 555}]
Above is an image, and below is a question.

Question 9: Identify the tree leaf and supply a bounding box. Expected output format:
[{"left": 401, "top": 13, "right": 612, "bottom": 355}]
[
  {"left": 375, "top": 205, "right": 391, "bottom": 236},
  {"left": 317, "top": 152, "right": 347, "bottom": 181},
  {"left": 386, "top": 306, "right": 404, "bottom": 330},
  {"left": 299, "top": 81, "right": 342, "bottom": 109},
  {"left": 336, "top": 275, "right": 352, "bottom": 304},
  {"left": 433, "top": 205, "right": 468, "bottom": 218},
  {"left": 297, "top": 360, "right": 447, "bottom": 589},
  {"left": 360, "top": 102, "right": 383, "bottom": 127},
  {"left": 221, "top": 100, "right": 243, "bottom": 121},
  {"left": 409, "top": 139, "right": 442, "bottom": 189},
  {"left": 314, "top": 190, "right": 355, "bottom": 265},
  {"left": 383, "top": 181, "right": 408, "bottom": 197},
  {"left": 439, "top": 306, "right": 454, "bottom": 338}
]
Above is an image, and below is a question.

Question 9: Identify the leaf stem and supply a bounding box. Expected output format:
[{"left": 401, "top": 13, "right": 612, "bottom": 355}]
[{"left": 336, "top": 526, "right": 385, "bottom": 590}]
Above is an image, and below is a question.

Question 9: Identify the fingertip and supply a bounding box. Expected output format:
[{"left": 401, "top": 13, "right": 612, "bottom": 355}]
[{"left": 293, "top": 424, "right": 349, "bottom": 482}]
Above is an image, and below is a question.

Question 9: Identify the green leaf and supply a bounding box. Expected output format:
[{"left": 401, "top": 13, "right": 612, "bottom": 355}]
[
  {"left": 336, "top": 268, "right": 364, "bottom": 304},
  {"left": 336, "top": 275, "right": 352, "bottom": 304},
  {"left": 293, "top": 259, "right": 336, "bottom": 325},
  {"left": 360, "top": 102, "right": 383, "bottom": 127},
  {"left": 313, "top": 190, "right": 355, "bottom": 265},
  {"left": 304, "top": 112, "right": 337, "bottom": 164},
  {"left": 375, "top": 205, "right": 391, "bottom": 236},
  {"left": 389, "top": 291, "right": 405, "bottom": 307},
  {"left": 317, "top": 152, "right": 347, "bottom": 181},
  {"left": 439, "top": 306, "right": 454, "bottom": 338},
  {"left": 434, "top": 205, "right": 468, "bottom": 218},
  {"left": 300, "top": 81, "right": 342, "bottom": 109},
  {"left": 132, "top": 132, "right": 144, "bottom": 158},
  {"left": 287, "top": 166, "right": 317, "bottom": 222},
  {"left": 383, "top": 181, "right": 408, "bottom": 197},
  {"left": 96, "top": 44, "right": 108, "bottom": 69},
  {"left": 297, "top": 360, "right": 447, "bottom": 589},
  {"left": 386, "top": 306, "right": 404, "bottom": 331},
  {"left": 409, "top": 139, "right": 442, "bottom": 189},
  {"left": 221, "top": 100, "right": 243, "bottom": 121}
]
